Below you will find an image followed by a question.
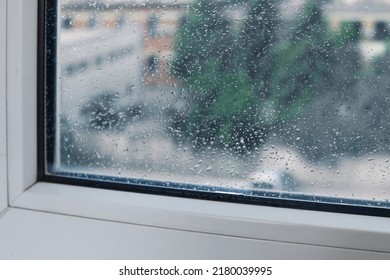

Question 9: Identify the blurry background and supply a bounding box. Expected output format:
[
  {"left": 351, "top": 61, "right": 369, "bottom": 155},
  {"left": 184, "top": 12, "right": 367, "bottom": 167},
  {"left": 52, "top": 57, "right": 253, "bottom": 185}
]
[{"left": 55, "top": 0, "right": 390, "bottom": 204}]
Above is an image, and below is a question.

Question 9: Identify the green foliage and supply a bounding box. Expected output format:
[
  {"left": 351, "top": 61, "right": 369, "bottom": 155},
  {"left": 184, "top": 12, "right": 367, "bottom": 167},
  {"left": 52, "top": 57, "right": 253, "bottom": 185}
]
[
  {"left": 238, "top": 0, "right": 278, "bottom": 90},
  {"left": 170, "top": 0, "right": 359, "bottom": 154},
  {"left": 171, "top": 0, "right": 263, "bottom": 152},
  {"left": 268, "top": 0, "right": 333, "bottom": 123},
  {"left": 337, "top": 21, "right": 362, "bottom": 44},
  {"left": 171, "top": 0, "right": 235, "bottom": 82},
  {"left": 326, "top": 19, "right": 363, "bottom": 96}
]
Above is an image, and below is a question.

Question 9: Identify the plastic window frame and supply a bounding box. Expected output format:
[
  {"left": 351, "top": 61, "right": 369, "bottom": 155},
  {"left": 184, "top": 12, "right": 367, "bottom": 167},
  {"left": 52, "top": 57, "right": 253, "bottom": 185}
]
[
  {"left": 0, "top": 0, "right": 7, "bottom": 214},
  {"left": 4, "top": 0, "right": 390, "bottom": 255}
]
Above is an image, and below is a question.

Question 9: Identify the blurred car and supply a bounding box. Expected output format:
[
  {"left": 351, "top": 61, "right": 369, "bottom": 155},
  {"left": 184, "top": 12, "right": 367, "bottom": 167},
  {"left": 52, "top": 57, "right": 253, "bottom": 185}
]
[{"left": 248, "top": 169, "right": 300, "bottom": 192}]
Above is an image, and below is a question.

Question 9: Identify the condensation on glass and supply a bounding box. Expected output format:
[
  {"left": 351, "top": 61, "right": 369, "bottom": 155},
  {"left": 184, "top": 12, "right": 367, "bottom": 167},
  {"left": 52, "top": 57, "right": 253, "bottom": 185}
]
[{"left": 52, "top": 0, "right": 390, "bottom": 207}]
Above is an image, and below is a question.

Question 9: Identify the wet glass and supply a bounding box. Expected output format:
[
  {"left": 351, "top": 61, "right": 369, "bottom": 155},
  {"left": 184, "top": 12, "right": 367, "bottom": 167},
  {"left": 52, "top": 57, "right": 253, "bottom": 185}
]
[{"left": 50, "top": 0, "right": 390, "bottom": 208}]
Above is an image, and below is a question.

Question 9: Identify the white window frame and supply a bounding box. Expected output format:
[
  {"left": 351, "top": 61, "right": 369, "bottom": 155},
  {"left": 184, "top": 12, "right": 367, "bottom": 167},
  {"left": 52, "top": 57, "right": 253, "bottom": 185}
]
[
  {"left": 3, "top": 0, "right": 390, "bottom": 258},
  {"left": 0, "top": 0, "right": 8, "bottom": 214}
]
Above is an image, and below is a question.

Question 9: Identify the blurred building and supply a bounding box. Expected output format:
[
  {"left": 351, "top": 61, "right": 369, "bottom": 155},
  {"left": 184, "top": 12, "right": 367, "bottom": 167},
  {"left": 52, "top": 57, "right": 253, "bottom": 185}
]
[
  {"left": 60, "top": 0, "right": 390, "bottom": 85},
  {"left": 325, "top": 0, "right": 390, "bottom": 60},
  {"left": 61, "top": 0, "right": 191, "bottom": 86},
  {"left": 326, "top": 0, "right": 390, "bottom": 38}
]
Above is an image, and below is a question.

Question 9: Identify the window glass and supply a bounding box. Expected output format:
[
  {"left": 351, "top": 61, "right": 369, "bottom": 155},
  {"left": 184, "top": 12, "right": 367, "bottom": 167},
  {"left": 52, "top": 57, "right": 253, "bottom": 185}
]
[{"left": 48, "top": 0, "right": 390, "bottom": 211}]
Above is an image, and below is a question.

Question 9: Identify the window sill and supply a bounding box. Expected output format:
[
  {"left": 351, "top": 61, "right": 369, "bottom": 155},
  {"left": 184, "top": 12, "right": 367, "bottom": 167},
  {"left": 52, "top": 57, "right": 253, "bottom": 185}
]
[
  {"left": 11, "top": 182, "right": 390, "bottom": 254},
  {"left": 2, "top": 206, "right": 389, "bottom": 259}
]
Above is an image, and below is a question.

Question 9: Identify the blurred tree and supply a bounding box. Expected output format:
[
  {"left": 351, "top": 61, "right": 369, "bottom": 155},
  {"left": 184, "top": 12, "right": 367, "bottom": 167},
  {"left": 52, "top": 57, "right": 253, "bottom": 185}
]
[
  {"left": 171, "top": 0, "right": 365, "bottom": 157},
  {"left": 171, "top": 0, "right": 262, "bottom": 152},
  {"left": 267, "top": 0, "right": 334, "bottom": 124},
  {"left": 171, "top": 0, "right": 235, "bottom": 82},
  {"left": 274, "top": 10, "right": 366, "bottom": 163},
  {"left": 338, "top": 21, "right": 362, "bottom": 42},
  {"left": 331, "top": 20, "right": 362, "bottom": 95},
  {"left": 238, "top": 0, "right": 278, "bottom": 97}
]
